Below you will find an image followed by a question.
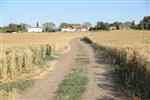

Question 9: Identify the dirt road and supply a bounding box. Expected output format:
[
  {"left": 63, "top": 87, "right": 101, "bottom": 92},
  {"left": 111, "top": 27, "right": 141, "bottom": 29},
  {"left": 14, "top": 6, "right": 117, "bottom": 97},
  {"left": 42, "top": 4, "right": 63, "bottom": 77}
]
[{"left": 15, "top": 38, "right": 128, "bottom": 100}]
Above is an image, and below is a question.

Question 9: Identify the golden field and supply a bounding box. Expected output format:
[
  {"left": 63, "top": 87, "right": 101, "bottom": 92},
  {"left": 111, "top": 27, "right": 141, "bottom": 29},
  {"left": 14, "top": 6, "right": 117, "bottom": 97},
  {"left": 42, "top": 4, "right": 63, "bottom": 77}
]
[
  {"left": 0, "top": 30, "right": 150, "bottom": 99},
  {"left": 0, "top": 32, "right": 91, "bottom": 55},
  {"left": 0, "top": 32, "right": 90, "bottom": 82},
  {"left": 88, "top": 30, "right": 150, "bottom": 60}
]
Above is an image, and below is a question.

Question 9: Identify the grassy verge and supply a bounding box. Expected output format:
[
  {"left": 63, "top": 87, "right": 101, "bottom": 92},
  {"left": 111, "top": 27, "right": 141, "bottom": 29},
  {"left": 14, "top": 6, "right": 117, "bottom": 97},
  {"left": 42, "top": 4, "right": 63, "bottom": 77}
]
[
  {"left": 53, "top": 70, "right": 88, "bottom": 100},
  {"left": 0, "top": 79, "right": 34, "bottom": 93}
]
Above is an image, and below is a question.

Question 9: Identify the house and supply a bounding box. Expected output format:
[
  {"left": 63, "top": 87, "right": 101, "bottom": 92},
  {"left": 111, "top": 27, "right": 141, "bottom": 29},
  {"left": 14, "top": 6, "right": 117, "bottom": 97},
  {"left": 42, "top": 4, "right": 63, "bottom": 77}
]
[
  {"left": 61, "top": 24, "right": 88, "bottom": 32},
  {"left": 27, "top": 27, "right": 42, "bottom": 32},
  {"left": 70, "top": 24, "right": 82, "bottom": 31},
  {"left": 119, "top": 25, "right": 130, "bottom": 30}
]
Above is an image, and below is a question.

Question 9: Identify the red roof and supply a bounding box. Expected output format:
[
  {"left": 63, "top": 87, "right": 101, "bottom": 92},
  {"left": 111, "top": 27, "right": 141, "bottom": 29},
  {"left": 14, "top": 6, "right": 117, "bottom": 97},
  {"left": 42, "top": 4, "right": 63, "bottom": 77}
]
[{"left": 70, "top": 24, "right": 82, "bottom": 29}]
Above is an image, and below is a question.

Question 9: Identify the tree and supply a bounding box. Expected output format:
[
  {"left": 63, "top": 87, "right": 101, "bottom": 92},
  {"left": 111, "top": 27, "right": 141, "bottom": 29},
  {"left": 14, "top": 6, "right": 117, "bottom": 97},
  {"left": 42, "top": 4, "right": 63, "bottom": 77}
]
[
  {"left": 112, "top": 22, "right": 123, "bottom": 29},
  {"left": 18, "top": 23, "right": 29, "bottom": 32},
  {"left": 82, "top": 22, "right": 92, "bottom": 29},
  {"left": 42, "top": 22, "right": 56, "bottom": 32},
  {"left": 95, "top": 21, "right": 109, "bottom": 30},
  {"left": 138, "top": 16, "right": 150, "bottom": 30},
  {"left": 6, "top": 23, "right": 18, "bottom": 32},
  {"left": 59, "top": 23, "right": 71, "bottom": 28}
]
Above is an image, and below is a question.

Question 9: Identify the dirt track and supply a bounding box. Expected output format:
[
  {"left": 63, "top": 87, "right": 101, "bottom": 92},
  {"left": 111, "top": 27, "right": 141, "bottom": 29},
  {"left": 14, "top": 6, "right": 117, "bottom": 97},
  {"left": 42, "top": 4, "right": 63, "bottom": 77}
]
[{"left": 14, "top": 38, "right": 128, "bottom": 100}]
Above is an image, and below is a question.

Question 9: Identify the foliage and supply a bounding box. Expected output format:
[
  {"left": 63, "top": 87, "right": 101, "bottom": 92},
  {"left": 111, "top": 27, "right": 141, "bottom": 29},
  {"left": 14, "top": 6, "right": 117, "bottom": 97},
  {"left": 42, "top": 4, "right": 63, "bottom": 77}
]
[
  {"left": 95, "top": 21, "right": 110, "bottom": 30},
  {"left": 42, "top": 22, "right": 56, "bottom": 32},
  {"left": 59, "top": 23, "right": 71, "bottom": 28},
  {"left": 0, "top": 23, "right": 29, "bottom": 33},
  {"left": 138, "top": 16, "right": 150, "bottom": 30}
]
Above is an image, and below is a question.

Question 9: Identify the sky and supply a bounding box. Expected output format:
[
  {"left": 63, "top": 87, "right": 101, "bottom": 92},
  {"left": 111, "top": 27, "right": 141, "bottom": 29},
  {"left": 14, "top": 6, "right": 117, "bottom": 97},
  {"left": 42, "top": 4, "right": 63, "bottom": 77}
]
[{"left": 0, "top": 0, "right": 150, "bottom": 27}]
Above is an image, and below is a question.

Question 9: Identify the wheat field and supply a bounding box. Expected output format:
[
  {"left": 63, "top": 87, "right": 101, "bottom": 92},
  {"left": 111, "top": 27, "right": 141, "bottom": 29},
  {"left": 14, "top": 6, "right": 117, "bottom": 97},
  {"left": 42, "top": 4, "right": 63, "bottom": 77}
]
[
  {"left": 0, "top": 32, "right": 91, "bottom": 55},
  {"left": 89, "top": 30, "right": 150, "bottom": 60}
]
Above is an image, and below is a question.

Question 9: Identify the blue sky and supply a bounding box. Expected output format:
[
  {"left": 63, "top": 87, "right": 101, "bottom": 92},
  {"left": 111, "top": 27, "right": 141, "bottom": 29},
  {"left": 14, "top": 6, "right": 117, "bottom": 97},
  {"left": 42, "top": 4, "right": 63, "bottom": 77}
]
[{"left": 0, "top": 0, "right": 149, "bottom": 27}]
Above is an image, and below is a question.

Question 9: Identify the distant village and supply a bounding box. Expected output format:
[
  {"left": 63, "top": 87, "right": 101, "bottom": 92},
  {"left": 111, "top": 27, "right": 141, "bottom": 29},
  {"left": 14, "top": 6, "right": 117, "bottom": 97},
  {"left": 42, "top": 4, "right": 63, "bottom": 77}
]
[
  {"left": 27, "top": 23, "right": 130, "bottom": 33},
  {"left": 0, "top": 16, "right": 150, "bottom": 33}
]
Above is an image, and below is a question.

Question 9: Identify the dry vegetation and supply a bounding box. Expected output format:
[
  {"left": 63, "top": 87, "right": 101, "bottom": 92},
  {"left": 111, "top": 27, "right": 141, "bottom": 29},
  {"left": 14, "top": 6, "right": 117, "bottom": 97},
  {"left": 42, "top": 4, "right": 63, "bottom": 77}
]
[
  {"left": 0, "top": 32, "right": 90, "bottom": 98},
  {"left": 86, "top": 30, "right": 150, "bottom": 99},
  {"left": 0, "top": 32, "right": 90, "bottom": 82},
  {"left": 1, "top": 31, "right": 150, "bottom": 99}
]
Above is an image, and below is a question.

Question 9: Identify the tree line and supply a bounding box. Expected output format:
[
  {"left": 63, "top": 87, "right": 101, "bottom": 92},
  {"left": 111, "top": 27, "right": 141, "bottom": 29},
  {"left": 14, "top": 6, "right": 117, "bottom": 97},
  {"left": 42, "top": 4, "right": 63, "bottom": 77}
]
[{"left": 0, "top": 16, "right": 149, "bottom": 33}]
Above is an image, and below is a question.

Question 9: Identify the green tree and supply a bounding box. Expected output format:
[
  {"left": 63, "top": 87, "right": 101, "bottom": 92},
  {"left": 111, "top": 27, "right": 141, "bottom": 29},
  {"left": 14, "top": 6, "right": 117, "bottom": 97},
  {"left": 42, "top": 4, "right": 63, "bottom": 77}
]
[
  {"left": 59, "top": 23, "right": 71, "bottom": 28},
  {"left": 138, "top": 16, "right": 150, "bottom": 30},
  {"left": 6, "top": 23, "right": 18, "bottom": 32},
  {"left": 95, "top": 21, "right": 109, "bottom": 30},
  {"left": 112, "top": 22, "right": 123, "bottom": 29},
  {"left": 42, "top": 22, "right": 56, "bottom": 32}
]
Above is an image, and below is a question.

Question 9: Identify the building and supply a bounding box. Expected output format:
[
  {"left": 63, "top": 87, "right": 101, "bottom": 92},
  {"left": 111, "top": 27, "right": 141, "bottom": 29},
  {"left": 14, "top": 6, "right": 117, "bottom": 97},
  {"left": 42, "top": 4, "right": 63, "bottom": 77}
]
[
  {"left": 61, "top": 24, "right": 88, "bottom": 32},
  {"left": 119, "top": 25, "right": 130, "bottom": 30},
  {"left": 61, "top": 28, "right": 75, "bottom": 32},
  {"left": 70, "top": 24, "right": 82, "bottom": 31},
  {"left": 27, "top": 22, "right": 42, "bottom": 32},
  {"left": 27, "top": 27, "right": 42, "bottom": 32}
]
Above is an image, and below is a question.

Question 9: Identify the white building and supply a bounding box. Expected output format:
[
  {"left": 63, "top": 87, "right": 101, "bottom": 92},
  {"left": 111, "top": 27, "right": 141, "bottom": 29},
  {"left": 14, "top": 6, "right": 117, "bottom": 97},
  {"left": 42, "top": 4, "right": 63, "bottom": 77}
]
[
  {"left": 27, "top": 27, "right": 42, "bottom": 32},
  {"left": 61, "top": 28, "right": 76, "bottom": 32}
]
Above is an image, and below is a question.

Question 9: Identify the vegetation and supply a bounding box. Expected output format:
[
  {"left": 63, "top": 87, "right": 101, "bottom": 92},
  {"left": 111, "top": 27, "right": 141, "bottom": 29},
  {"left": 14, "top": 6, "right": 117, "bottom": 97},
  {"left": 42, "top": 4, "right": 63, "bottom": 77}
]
[
  {"left": 53, "top": 70, "right": 88, "bottom": 100},
  {"left": 0, "top": 79, "right": 33, "bottom": 92},
  {"left": 94, "top": 21, "right": 110, "bottom": 30},
  {"left": 0, "top": 43, "right": 53, "bottom": 82},
  {"left": 0, "top": 23, "right": 29, "bottom": 33},
  {"left": 138, "top": 16, "right": 150, "bottom": 30},
  {"left": 81, "top": 36, "right": 150, "bottom": 99},
  {"left": 42, "top": 22, "right": 56, "bottom": 32},
  {"left": 59, "top": 23, "right": 71, "bottom": 28}
]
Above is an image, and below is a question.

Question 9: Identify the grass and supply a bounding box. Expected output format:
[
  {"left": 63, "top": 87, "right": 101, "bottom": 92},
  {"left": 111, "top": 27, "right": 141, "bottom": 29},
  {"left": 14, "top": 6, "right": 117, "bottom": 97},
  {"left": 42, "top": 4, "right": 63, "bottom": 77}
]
[
  {"left": 53, "top": 70, "right": 88, "bottom": 100},
  {"left": 0, "top": 79, "right": 34, "bottom": 92}
]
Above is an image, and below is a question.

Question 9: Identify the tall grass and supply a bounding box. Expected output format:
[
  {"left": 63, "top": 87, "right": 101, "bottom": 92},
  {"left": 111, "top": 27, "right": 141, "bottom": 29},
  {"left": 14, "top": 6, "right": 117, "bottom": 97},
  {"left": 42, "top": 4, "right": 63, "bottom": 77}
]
[{"left": 82, "top": 37, "right": 150, "bottom": 99}]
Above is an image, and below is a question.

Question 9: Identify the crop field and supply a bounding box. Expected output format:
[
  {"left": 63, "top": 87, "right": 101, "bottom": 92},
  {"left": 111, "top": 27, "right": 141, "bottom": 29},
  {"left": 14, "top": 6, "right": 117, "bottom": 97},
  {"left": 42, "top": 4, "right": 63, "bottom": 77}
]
[
  {"left": 89, "top": 30, "right": 150, "bottom": 60},
  {"left": 0, "top": 32, "right": 91, "bottom": 55},
  {"left": 0, "top": 30, "right": 150, "bottom": 99}
]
